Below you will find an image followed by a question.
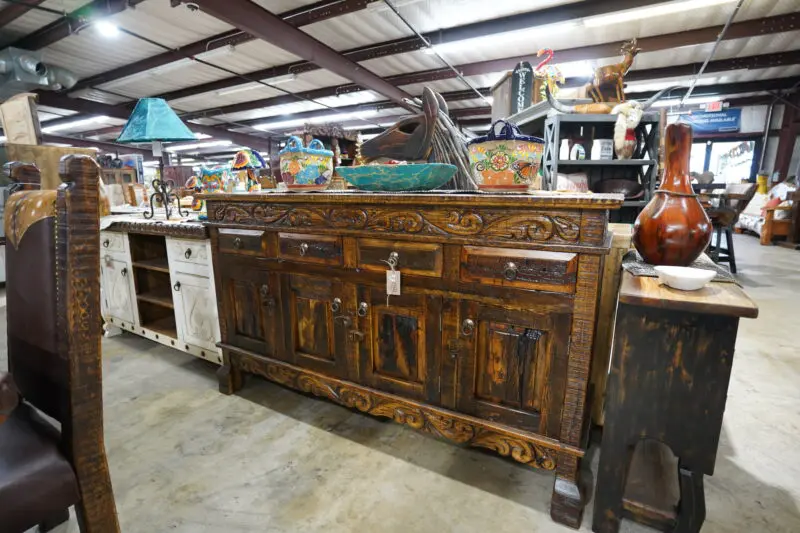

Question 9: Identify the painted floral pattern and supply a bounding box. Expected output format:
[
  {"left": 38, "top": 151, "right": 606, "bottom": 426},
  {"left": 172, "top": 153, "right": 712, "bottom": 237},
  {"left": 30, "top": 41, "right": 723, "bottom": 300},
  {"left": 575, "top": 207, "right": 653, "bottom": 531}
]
[
  {"left": 280, "top": 153, "right": 333, "bottom": 188},
  {"left": 469, "top": 140, "right": 543, "bottom": 190}
]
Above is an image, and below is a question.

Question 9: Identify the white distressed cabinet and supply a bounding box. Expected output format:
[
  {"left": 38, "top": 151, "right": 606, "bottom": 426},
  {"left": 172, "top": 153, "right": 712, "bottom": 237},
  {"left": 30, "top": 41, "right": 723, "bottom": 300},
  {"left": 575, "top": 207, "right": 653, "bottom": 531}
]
[{"left": 100, "top": 222, "right": 222, "bottom": 364}]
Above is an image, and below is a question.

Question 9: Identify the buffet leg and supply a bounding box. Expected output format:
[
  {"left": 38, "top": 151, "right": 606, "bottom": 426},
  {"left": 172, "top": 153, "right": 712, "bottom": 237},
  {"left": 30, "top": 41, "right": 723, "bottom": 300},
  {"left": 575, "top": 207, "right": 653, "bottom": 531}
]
[
  {"left": 217, "top": 351, "right": 243, "bottom": 395},
  {"left": 551, "top": 453, "right": 585, "bottom": 529}
]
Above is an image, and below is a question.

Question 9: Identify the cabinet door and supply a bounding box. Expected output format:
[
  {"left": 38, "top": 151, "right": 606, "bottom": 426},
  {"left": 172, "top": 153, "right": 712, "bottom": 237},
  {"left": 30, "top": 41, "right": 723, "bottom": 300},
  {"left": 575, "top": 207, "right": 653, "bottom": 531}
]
[
  {"left": 172, "top": 271, "right": 219, "bottom": 352},
  {"left": 101, "top": 255, "right": 135, "bottom": 324},
  {"left": 219, "top": 267, "right": 283, "bottom": 360},
  {"left": 356, "top": 287, "right": 441, "bottom": 403},
  {"left": 455, "top": 300, "right": 571, "bottom": 435},
  {"left": 282, "top": 274, "right": 350, "bottom": 379}
]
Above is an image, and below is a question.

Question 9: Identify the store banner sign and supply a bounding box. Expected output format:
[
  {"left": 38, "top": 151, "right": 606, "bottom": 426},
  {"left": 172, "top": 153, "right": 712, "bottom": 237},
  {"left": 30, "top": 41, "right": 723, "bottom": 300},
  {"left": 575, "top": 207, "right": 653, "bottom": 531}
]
[
  {"left": 510, "top": 61, "right": 534, "bottom": 115},
  {"left": 678, "top": 109, "right": 741, "bottom": 133}
]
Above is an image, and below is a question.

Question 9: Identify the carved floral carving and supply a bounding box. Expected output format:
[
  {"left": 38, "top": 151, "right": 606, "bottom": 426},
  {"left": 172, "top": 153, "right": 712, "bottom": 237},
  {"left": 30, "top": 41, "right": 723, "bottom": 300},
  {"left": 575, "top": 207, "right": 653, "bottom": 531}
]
[
  {"left": 207, "top": 202, "right": 581, "bottom": 244},
  {"left": 233, "top": 353, "right": 557, "bottom": 470}
]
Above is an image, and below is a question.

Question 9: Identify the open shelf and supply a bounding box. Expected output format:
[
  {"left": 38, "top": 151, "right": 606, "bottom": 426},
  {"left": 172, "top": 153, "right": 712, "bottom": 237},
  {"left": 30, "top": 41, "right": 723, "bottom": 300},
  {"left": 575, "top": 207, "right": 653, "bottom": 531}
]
[
  {"left": 142, "top": 315, "right": 178, "bottom": 339},
  {"left": 133, "top": 258, "right": 170, "bottom": 273},
  {"left": 137, "top": 291, "right": 174, "bottom": 309},
  {"left": 557, "top": 159, "right": 657, "bottom": 166}
]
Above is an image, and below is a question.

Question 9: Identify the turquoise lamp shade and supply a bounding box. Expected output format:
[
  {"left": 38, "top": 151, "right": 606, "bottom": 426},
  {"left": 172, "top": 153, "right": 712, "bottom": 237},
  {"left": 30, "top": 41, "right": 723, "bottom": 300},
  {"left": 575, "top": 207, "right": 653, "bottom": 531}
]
[{"left": 116, "top": 98, "right": 195, "bottom": 143}]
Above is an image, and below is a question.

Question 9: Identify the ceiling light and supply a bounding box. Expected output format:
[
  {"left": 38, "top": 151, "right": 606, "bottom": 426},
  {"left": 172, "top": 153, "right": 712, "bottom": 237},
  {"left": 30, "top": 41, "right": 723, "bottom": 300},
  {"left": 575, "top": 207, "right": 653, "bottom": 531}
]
[
  {"left": 255, "top": 110, "right": 377, "bottom": 131},
  {"left": 584, "top": 0, "right": 737, "bottom": 27},
  {"left": 42, "top": 115, "right": 109, "bottom": 133},
  {"left": 652, "top": 96, "right": 721, "bottom": 108},
  {"left": 167, "top": 140, "right": 233, "bottom": 152},
  {"left": 264, "top": 73, "right": 297, "bottom": 86},
  {"left": 425, "top": 22, "right": 576, "bottom": 57},
  {"left": 95, "top": 20, "right": 119, "bottom": 38},
  {"left": 216, "top": 74, "right": 296, "bottom": 97}
]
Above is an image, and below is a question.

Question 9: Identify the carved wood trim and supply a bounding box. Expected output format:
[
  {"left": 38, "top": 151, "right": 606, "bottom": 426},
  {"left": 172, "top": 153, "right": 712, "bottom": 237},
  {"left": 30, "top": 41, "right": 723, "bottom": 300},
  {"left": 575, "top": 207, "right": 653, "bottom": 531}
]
[
  {"left": 105, "top": 220, "right": 207, "bottom": 239},
  {"left": 226, "top": 347, "right": 588, "bottom": 470},
  {"left": 207, "top": 202, "right": 587, "bottom": 245}
]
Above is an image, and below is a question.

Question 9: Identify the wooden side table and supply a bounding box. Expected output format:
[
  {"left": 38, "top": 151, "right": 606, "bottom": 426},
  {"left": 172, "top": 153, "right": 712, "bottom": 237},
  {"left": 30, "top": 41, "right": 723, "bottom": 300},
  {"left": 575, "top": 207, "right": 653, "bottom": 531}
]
[{"left": 592, "top": 273, "right": 758, "bottom": 533}]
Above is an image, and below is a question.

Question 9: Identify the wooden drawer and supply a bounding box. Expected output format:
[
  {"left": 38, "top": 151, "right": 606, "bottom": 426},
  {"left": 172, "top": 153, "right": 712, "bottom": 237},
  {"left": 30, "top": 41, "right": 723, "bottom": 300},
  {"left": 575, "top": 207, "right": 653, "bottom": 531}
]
[
  {"left": 278, "top": 233, "right": 342, "bottom": 266},
  {"left": 100, "top": 231, "right": 125, "bottom": 253},
  {"left": 460, "top": 246, "right": 578, "bottom": 293},
  {"left": 218, "top": 228, "right": 265, "bottom": 256},
  {"left": 357, "top": 238, "right": 443, "bottom": 277},
  {"left": 168, "top": 238, "right": 209, "bottom": 267}
]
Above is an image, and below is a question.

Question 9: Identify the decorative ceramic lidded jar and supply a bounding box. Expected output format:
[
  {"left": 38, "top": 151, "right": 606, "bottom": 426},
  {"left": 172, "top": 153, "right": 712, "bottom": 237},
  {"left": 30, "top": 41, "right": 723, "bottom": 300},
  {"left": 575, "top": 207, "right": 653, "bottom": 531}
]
[
  {"left": 467, "top": 120, "right": 544, "bottom": 192},
  {"left": 279, "top": 136, "right": 334, "bottom": 191},
  {"left": 633, "top": 122, "right": 712, "bottom": 266}
]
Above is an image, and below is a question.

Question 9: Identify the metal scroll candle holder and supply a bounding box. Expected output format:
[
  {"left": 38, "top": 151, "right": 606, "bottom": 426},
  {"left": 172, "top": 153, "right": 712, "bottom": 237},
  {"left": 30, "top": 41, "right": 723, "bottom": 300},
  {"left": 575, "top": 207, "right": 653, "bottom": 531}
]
[{"left": 144, "top": 178, "right": 187, "bottom": 220}]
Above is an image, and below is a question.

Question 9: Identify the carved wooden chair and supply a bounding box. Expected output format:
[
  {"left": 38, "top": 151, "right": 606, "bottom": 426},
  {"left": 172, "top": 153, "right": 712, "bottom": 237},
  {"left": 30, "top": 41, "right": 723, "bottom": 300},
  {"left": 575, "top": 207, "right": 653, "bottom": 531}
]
[{"left": 0, "top": 155, "right": 120, "bottom": 532}]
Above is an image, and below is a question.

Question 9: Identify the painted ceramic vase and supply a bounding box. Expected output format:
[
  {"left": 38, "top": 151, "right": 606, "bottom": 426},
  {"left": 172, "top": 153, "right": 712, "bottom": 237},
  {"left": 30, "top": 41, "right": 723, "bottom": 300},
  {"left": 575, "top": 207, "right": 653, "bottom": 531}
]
[
  {"left": 467, "top": 120, "right": 544, "bottom": 192},
  {"left": 633, "top": 123, "right": 712, "bottom": 266},
  {"left": 279, "top": 136, "right": 334, "bottom": 191}
]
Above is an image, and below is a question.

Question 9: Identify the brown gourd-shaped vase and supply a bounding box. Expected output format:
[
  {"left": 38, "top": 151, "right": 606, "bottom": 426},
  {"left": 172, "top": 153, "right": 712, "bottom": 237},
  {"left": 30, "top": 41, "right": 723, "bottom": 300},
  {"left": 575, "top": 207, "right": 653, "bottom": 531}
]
[{"left": 633, "top": 122, "right": 712, "bottom": 265}]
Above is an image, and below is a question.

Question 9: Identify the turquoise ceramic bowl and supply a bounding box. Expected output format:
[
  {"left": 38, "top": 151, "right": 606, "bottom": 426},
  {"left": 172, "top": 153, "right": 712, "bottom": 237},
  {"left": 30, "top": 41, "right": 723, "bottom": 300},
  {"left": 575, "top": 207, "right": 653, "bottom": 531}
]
[{"left": 337, "top": 163, "right": 457, "bottom": 192}]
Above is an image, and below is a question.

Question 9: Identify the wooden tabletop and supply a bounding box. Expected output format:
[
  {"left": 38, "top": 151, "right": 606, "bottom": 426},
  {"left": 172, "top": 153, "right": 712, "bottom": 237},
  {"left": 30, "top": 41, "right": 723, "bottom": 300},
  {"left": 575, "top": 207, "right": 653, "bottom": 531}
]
[{"left": 619, "top": 272, "right": 759, "bottom": 319}]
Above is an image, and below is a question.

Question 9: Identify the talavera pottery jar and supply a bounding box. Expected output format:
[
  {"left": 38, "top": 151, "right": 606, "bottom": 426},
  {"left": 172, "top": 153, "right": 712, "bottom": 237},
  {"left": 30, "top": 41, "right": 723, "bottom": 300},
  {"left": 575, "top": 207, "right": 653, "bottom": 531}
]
[
  {"left": 467, "top": 120, "right": 544, "bottom": 192},
  {"left": 633, "top": 122, "right": 712, "bottom": 266},
  {"left": 279, "top": 136, "right": 334, "bottom": 191}
]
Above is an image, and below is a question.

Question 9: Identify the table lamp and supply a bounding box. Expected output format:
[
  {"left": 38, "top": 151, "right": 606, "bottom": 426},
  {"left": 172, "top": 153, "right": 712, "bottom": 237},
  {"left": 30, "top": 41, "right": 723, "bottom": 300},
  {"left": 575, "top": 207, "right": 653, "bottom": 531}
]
[{"left": 116, "top": 97, "right": 196, "bottom": 219}]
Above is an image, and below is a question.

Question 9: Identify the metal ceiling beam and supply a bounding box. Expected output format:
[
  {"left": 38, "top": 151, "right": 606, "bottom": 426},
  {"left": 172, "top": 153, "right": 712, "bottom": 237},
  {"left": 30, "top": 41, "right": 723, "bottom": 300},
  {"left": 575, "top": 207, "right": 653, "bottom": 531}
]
[
  {"left": 176, "top": 48, "right": 800, "bottom": 122},
  {"left": 68, "top": 0, "right": 378, "bottom": 93},
  {"left": 625, "top": 77, "right": 800, "bottom": 100},
  {"left": 0, "top": 0, "right": 46, "bottom": 29},
  {"left": 8, "top": 0, "right": 148, "bottom": 50},
  {"left": 181, "top": 0, "right": 413, "bottom": 109},
  {"left": 154, "top": 11, "right": 798, "bottom": 108},
  {"left": 42, "top": 134, "right": 155, "bottom": 157},
  {"left": 35, "top": 92, "right": 273, "bottom": 151}
]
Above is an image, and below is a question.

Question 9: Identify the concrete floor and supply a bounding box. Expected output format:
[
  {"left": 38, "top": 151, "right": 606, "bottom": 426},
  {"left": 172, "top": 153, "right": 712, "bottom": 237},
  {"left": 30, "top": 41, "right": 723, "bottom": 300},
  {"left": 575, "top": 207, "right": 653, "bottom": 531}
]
[{"left": 7, "top": 233, "right": 800, "bottom": 533}]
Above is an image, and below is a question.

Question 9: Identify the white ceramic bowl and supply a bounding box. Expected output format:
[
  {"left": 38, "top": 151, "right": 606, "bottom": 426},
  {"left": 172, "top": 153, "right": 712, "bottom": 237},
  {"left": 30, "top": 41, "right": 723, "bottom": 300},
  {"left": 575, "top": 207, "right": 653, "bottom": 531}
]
[{"left": 654, "top": 266, "right": 716, "bottom": 291}]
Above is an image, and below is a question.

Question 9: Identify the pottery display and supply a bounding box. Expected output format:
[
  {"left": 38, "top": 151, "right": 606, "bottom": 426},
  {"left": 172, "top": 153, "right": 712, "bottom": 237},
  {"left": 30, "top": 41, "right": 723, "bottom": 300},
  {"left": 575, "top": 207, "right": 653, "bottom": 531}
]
[
  {"left": 232, "top": 148, "right": 268, "bottom": 193},
  {"left": 279, "top": 136, "right": 334, "bottom": 191},
  {"left": 633, "top": 122, "right": 712, "bottom": 266},
  {"left": 467, "top": 120, "right": 544, "bottom": 192},
  {"left": 337, "top": 163, "right": 457, "bottom": 192}
]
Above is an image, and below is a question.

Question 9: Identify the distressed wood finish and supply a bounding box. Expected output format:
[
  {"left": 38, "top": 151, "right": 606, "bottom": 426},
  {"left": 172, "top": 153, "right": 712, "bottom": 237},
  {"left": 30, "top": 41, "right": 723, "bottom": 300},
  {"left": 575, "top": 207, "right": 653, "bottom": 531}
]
[
  {"left": 207, "top": 192, "right": 621, "bottom": 528},
  {"left": 592, "top": 272, "right": 757, "bottom": 533}
]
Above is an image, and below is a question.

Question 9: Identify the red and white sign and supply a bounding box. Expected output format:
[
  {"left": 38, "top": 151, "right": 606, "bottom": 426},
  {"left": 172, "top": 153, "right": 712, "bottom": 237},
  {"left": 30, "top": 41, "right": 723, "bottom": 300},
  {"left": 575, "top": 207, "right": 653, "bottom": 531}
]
[{"left": 705, "top": 101, "right": 724, "bottom": 112}]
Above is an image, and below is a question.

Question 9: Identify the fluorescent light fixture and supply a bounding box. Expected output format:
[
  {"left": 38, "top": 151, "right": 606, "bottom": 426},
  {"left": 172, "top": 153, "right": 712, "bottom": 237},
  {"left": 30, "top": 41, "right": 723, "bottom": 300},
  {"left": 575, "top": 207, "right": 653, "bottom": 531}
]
[
  {"left": 216, "top": 74, "right": 296, "bottom": 96},
  {"left": 255, "top": 110, "right": 377, "bottom": 131},
  {"left": 42, "top": 115, "right": 109, "bottom": 133},
  {"left": 360, "top": 133, "right": 380, "bottom": 141},
  {"left": 264, "top": 73, "right": 297, "bottom": 86},
  {"left": 652, "top": 96, "right": 720, "bottom": 108},
  {"left": 95, "top": 20, "right": 119, "bottom": 38},
  {"left": 194, "top": 133, "right": 212, "bottom": 139},
  {"left": 584, "top": 0, "right": 737, "bottom": 27},
  {"left": 167, "top": 140, "right": 233, "bottom": 152},
  {"left": 425, "top": 22, "right": 576, "bottom": 57},
  {"left": 48, "top": 143, "right": 73, "bottom": 147},
  {"left": 149, "top": 45, "right": 236, "bottom": 76},
  {"left": 559, "top": 61, "right": 595, "bottom": 79}
]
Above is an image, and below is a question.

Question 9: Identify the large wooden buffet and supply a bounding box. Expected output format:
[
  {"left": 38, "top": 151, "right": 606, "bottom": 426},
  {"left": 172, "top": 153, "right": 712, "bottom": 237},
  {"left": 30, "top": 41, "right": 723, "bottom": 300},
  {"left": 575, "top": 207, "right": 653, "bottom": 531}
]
[{"left": 204, "top": 191, "right": 623, "bottom": 528}]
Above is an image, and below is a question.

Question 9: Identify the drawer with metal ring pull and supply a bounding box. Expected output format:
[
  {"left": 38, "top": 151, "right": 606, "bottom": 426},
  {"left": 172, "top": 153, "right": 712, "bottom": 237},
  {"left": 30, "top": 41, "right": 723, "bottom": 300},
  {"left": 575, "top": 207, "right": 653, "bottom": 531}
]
[
  {"left": 356, "top": 238, "right": 443, "bottom": 278},
  {"left": 100, "top": 231, "right": 126, "bottom": 253},
  {"left": 278, "top": 233, "right": 343, "bottom": 266},
  {"left": 460, "top": 246, "right": 578, "bottom": 293},
  {"left": 167, "top": 238, "right": 209, "bottom": 266},
  {"left": 218, "top": 228, "right": 265, "bottom": 256}
]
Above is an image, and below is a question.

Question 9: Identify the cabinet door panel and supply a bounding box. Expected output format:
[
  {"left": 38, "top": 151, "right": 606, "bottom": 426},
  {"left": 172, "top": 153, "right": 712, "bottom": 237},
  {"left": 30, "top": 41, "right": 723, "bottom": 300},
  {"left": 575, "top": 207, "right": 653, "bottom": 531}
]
[
  {"left": 220, "top": 268, "right": 283, "bottom": 361},
  {"left": 456, "top": 300, "right": 571, "bottom": 436},
  {"left": 283, "top": 274, "right": 350, "bottom": 379},
  {"left": 358, "top": 288, "right": 441, "bottom": 403},
  {"left": 172, "top": 272, "right": 219, "bottom": 352},
  {"left": 102, "top": 256, "right": 135, "bottom": 324}
]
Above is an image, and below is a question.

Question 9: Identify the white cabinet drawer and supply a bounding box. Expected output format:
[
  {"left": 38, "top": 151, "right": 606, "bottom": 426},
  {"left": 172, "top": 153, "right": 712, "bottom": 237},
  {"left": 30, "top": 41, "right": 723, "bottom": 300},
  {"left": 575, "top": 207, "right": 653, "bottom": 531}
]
[
  {"left": 100, "top": 231, "right": 126, "bottom": 253},
  {"left": 167, "top": 238, "right": 210, "bottom": 267}
]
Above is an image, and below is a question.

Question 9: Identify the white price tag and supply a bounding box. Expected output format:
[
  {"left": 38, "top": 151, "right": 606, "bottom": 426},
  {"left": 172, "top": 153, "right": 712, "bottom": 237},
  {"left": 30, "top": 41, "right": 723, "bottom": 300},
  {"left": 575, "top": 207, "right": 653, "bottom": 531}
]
[{"left": 387, "top": 270, "right": 401, "bottom": 296}]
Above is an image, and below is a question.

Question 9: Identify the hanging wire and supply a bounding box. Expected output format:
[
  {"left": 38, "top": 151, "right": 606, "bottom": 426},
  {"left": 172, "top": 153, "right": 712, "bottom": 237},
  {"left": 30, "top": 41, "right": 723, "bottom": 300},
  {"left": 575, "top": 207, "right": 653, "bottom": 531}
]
[{"left": 380, "top": 0, "right": 491, "bottom": 107}]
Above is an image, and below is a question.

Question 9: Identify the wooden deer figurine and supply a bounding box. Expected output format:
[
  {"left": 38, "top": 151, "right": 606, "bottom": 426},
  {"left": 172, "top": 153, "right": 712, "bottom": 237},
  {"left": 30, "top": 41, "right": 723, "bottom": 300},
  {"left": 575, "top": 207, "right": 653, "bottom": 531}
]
[{"left": 585, "top": 38, "right": 641, "bottom": 103}]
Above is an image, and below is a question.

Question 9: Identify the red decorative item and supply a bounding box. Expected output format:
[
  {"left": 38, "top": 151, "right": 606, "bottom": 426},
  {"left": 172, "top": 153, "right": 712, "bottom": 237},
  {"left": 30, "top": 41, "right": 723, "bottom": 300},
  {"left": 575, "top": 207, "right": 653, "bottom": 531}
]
[{"left": 633, "top": 123, "right": 712, "bottom": 266}]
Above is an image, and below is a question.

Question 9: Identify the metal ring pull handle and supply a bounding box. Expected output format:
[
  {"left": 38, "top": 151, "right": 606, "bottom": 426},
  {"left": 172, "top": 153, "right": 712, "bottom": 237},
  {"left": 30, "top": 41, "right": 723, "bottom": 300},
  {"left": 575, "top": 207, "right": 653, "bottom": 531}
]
[
  {"left": 299, "top": 243, "right": 309, "bottom": 257},
  {"left": 173, "top": 281, "right": 181, "bottom": 292},
  {"left": 185, "top": 248, "right": 192, "bottom": 259},
  {"left": 461, "top": 318, "right": 475, "bottom": 337},
  {"left": 331, "top": 297, "right": 342, "bottom": 313},
  {"left": 357, "top": 302, "right": 369, "bottom": 317},
  {"left": 102, "top": 239, "right": 110, "bottom": 248},
  {"left": 120, "top": 267, "right": 128, "bottom": 277},
  {"left": 503, "top": 262, "right": 518, "bottom": 281},
  {"left": 233, "top": 237, "right": 243, "bottom": 249},
  {"left": 385, "top": 251, "right": 399, "bottom": 268}
]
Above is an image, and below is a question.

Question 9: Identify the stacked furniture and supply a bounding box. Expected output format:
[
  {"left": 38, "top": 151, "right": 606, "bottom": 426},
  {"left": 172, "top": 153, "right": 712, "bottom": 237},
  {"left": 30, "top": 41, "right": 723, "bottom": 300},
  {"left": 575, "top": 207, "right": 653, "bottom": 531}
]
[
  {"left": 204, "top": 191, "right": 622, "bottom": 528},
  {"left": 100, "top": 218, "right": 222, "bottom": 364}
]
